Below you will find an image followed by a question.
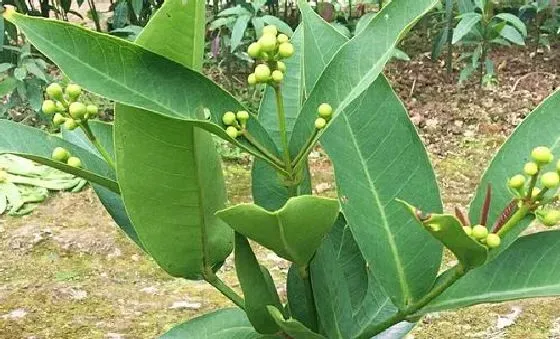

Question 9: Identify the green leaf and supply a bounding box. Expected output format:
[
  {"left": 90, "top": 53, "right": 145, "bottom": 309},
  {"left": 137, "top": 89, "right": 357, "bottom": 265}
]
[
  {"left": 0, "top": 77, "right": 17, "bottom": 96},
  {"left": 235, "top": 233, "right": 283, "bottom": 334},
  {"left": 13, "top": 67, "right": 26, "bottom": 80},
  {"left": 131, "top": 0, "right": 143, "bottom": 17},
  {"left": 62, "top": 120, "right": 115, "bottom": 161},
  {"left": 371, "top": 322, "right": 416, "bottom": 339},
  {"left": 469, "top": 89, "right": 560, "bottom": 259},
  {"left": 355, "top": 12, "right": 376, "bottom": 35},
  {"left": 286, "top": 265, "right": 316, "bottom": 329},
  {"left": 431, "top": 28, "right": 448, "bottom": 59},
  {"left": 230, "top": 15, "right": 250, "bottom": 52},
  {"left": 320, "top": 76, "right": 443, "bottom": 309},
  {"left": 421, "top": 231, "right": 560, "bottom": 314},
  {"left": 499, "top": 24, "right": 525, "bottom": 45},
  {"left": 400, "top": 201, "right": 488, "bottom": 269},
  {"left": 0, "top": 120, "right": 118, "bottom": 193},
  {"left": 3, "top": 9, "right": 279, "bottom": 160},
  {"left": 216, "top": 195, "right": 340, "bottom": 267},
  {"left": 0, "top": 62, "right": 15, "bottom": 72},
  {"left": 267, "top": 306, "right": 325, "bottom": 339},
  {"left": 452, "top": 13, "right": 481, "bottom": 44},
  {"left": 495, "top": 13, "right": 527, "bottom": 36},
  {"left": 260, "top": 15, "right": 293, "bottom": 36}
]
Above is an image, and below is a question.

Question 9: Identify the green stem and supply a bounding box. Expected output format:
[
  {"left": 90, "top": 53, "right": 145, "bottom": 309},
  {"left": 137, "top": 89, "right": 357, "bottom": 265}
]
[
  {"left": 291, "top": 129, "right": 319, "bottom": 171},
  {"left": 80, "top": 121, "right": 116, "bottom": 169},
  {"left": 299, "top": 265, "right": 318, "bottom": 333},
  {"left": 203, "top": 270, "right": 245, "bottom": 310},
  {"left": 525, "top": 172, "right": 540, "bottom": 201},
  {"left": 241, "top": 132, "right": 289, "bottom": 176},
  {"left": 273, "top": 85, "right": 292, "bottom": 174},
  {"left": 497, "top": 204, "right": 531, "bottom": 236}
]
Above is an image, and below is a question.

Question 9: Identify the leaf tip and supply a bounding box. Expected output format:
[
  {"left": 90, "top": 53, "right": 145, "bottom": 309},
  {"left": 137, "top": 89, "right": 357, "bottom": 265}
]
[{"left": 2, "top": 5, "right": 16, "bottom": 20}]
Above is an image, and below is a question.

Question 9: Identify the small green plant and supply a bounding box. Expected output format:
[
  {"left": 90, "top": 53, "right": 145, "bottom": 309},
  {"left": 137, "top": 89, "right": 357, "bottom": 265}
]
[
  {"left": 452, "top": 0, "right": 527, "bottom": 84},
  {"left": 520, "top": 0, "right": 559, "bottom": 51},
  {"left": 2, "top": 1, "right": 560, "bottom": 338}
]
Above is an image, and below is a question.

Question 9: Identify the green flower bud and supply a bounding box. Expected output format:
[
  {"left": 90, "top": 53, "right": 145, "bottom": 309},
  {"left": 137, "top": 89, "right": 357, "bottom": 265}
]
[
  {"left": 462, "top": 225, "right": 472, "bottom": 236},
  {"left": 277, "top": 33, "right": 289, "bottom": 44},
  {"left": 247, "top": 42, "right": 262, "bottom": 58},
  {"left": 259, "top": 33, "right": 277, "bottom": 53},
  {"left": 226, "top": 126, "right": 239, "bottom": 139},
  {"left": 255, "top": 64, "right": 271, "bottom": 82},
  {"left": 318, "top": 103, "right": 333, "bottom": 119},
  {"left": 532, "top": 187, "right": 541, "bottom": 198},
  {"left": 262, "top": 25, "right": 278, "bottom": 36},
  {"left": 248, "top": 73, "right": 257, "bottom": 86},
  {"left": 278, "top": 42, "right": 294, "bottom": 58},
  {"left": 55, "top": 101, "right": 66, "bottom": 112},
  {"left": 66, "top": 83, "right": 82, "bottom": 100},
  {"left": 46, "top": 83, "right": 63, "bottom": 100},
  {"left": 541, "top": 172, "right": 560, "bottom": 188},
  {"left": 52, "top": 147, "right": 70, "bottom": 162},
  {"left": 542, "top": 210, "right": 560, "bottom": 226},
  {"left": 63, "top": 118, "right": 79, "bottom": 130},
  {"left": 272, "top": 70, "right": 284, "bottom": 83},
  {"left": 471, "top": 224, "right": 488, "bottom": 240},
  {"left": 531, "top": 146, "right": 553, "bottom": 165},
  {"left": 0, "top": 170, "right": 6, "bottom": 183},
  {"left": 508, "top": 174, "right": 526, "bottom": 189},
  {"left": 67, "top": 156, "right": 82, "bottom": 168},
  {"left": 222, "top": 111, "right": 237, "bottom": 126},
  {"left": 69, "top": 102, "right": 87, "bottom": 120},
  {"left": 42, "top": 100, "right": 57, "bottom": 115},
  {"left": 524, "top": 162, "right": 539, "bottom": 176},
  {"left": 52, "top": 113, "right": 66, "bottom": 126},
  {"left": 86, "top": 105, "right": 98, "bottom": 118},
  {"left": 486, "top": 233, "right": 501, "bottom": 248},
  {"left": 276, "top": 61, "right": 286, "bottom": 72},
  {"left": 236, "top": 110, "right": 250, "bottom": 122},
  {"left": 315, "top": 117, "right": 327, "bottom": 130}
]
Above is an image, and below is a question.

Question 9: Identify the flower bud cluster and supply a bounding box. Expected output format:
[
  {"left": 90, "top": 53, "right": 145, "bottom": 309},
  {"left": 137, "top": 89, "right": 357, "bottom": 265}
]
[
  {"left": 42, "top": 83, "right": 99, "bottom": 130},
  {"left": 247, "top": 25, "right": 294, "bottom": 86},
  {"left": 51, "top": 146, "right": 82, "bottom": 168}
]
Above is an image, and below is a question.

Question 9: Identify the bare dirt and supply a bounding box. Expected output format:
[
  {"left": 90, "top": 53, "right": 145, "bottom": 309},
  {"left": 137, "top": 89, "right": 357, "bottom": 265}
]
[{"left": 1, "top": 45, "right": 559, "bottom": 338}]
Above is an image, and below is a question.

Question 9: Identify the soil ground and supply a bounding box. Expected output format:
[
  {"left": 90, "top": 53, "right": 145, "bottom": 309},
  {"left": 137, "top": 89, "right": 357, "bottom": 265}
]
[{"left": 1, "top": 44, "right": 559, "bottom": 338}]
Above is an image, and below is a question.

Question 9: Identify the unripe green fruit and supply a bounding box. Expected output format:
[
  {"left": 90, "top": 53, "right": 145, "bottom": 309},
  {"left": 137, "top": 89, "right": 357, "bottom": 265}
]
[
  {"left": 55, "top": 101, "right": 66, "bottom": 112},
  {"left": 0, "top": 170, "right": 6, "bottom": 183},
  {"left": 86, "top": 105, "right": 98, "bottom": 118},
  {"left": 46, "top": 83, "right": 63, "bottom": 100},
  {"left": 508, "top": 174, "right": 526, "bottom": 189},
  {"left": 277, "top": 33, "right": 289, "bottom": 44},
  {"left": 272, "top": 70, "right": 284, "bottom": 83},
  {"left": 259, "top": 33, "right": 277, "bottom": 53},
  {"left": 462, "top": 226, "right": 472, "bottom": 236},
  {"left": 318, "top": 103, "right": 333, "bottom": 119},
  {"left": 471, "top": 224, "right": 488, "bottom": 240},
  {"left": 278, "top": 42, "right": 294, "bottom": 58},
  {"left": 247, "top": 42, "right": 262, "bottom": 58},
  {"left": 541, "top": 171, "right": 560, "bottom": 188},
  {"left": 66, "top": 83, "right": 82, "bottom": 100},
  {"left": 486, "top": 233, "right": 501, "bottom": 248},
  {"left": 222, "top": 111, "right": 237, "bottom": 126},
  {"left": 542, "top": 210, "right": 560, "bottom": 226},
  {"left": 52, "top": 147, "right": 70, "bottom": 162},
  {"left": 248, "top": 73, "right": 257, "bottom": 86},
  {"left": 315, "top": 117, "right": 327, "bottom": 130},
  {"left": 42, "top": 100, "right": 57, "bottom": 115},
  {"left": 276, "top": 61, "right": 286, "bottom": 72},
  {"left": 52, "top": 113, "right": 66, "bottom": 126},
  {"left": 67, "top": 156, "right": 82, "bottom": 168},
  {"left": 236, "top": 110, "right": 250, "bottom": 122},
  {"left": 69, "top": 102, "right": 87, "bottom": 120},
  {"left": 531, "top": 146, "right": 553, "bottom": 165},
  {"left": 262, "top": 25, "right": 278, "bottom": 36},
  {"left": 524, "top": 162, "right": 539, "bottom": 176},
  {"left": 255, "top": 64, "right": 271, "bottom": 82},
  {"left": 64, "top": 118, "right": 79, "bottom": 130},
  {"left": 226, "top": 126, "right": 239, "bottom": 139}
]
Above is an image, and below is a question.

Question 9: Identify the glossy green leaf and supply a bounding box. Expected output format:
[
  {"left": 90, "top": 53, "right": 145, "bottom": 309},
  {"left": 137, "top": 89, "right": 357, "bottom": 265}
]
[
  {"left": 452, "top": 13, "right": 481, "bottom": 44},
  {"left": 469, "top": 89, "right": 560, "bottom": 259},
  {"left": 421, "top": 231, "right": 560, "bottom": 314},
  {"left": 286, "top": 265, "right": 316, "bottom": 329},
  {"left": 230, "top": 15, "right": 250, "bottom": 51},
  {"left": 267, "top": 306, "right": 325, "bottom": 339},
  {"left": 217, "top": 195, "right": 340, "bottom": 267},
  {"left": 235, "top": 233, "right": 282, "bottom": 334},
  {"left": 495, "top": 13, "right": 527, "bottom": 36},
  {"left": 499, "top": 24, "right": 525, "bottom": 45},
  {"left": 0, "top": 120, "right": 118, "bottom": 192}
]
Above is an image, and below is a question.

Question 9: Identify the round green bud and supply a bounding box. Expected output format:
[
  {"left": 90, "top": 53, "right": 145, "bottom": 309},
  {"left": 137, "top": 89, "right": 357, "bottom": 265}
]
[
  {"left": 541, "top": 171, "right": 560, "bottom": 188},
  {"left": 277, "top": 33, "right": 289, "bottom": 44},
  {"left": 524, "top": 162, "right": 539, "bottom": 176},
  {"left": 0, "top": 170, "right": 6, "bottom": 183},
  {"left": 315, "top": 117, "right": 327, "bottom": 130},
  {"left": 255, "top": 64, "right": 271, "bottom": 82},
  {"left": 532, "top": 187, "right": 541, "bottom": 198},
  {"left": 462, "top": 226, "right": 472, "bottom": 236},
  {"left": 46, "top": 83, "right": 63, "bottom": 100},
  {"left": 52, "top": 147, "right": 70, "bottom": 162},
  {"left": 508, "top": 174, "right": 526, "bottom": 189},
  {"left": 66, "top": 83, "right": 82, "bottom": 100},
  {"left": 486, "top": 233, "right": 501, "bottom": 248},
  {"left": 278, "top": 42, "right": 294, "bottom": 58},
  {"left": 222, "top": 111, "right": 237, "bottom": 126},
  {"left": 247, "top": 42, "right": 262, "bottom": 58},
  {"left": 248, "top": 73, "right": 257, "bottom": 86},
  {"left": 531, "top": 146, "right": 553, "bottom": 165},
  {"left": 226, "top": 126, "right": 239, "bottom": 139},
  {"left": 69, "top": 102, "right": 87, "bottom": 120},
  {"left": 42, "top": 100, "right": 57, "bottom": 115},
  {"left": 471, "top": 224, "right": 488, "bottom": 240},
  {"left": 276, "top": 61, "right": 286, "bottom": 72},
  {"left": 542, "top": 210, "right": 560, "bottom": 226},
  {"left": 67, "top": 156, "right": 82, "bottom": 168},
  {"left": 259, "top": 33, "right": 277, "bottom": 53},
  {"left": 63, "top": 118, "right": 79, "bottom": 130},
  {"left": 236, "top": 110, "right": 250, "bottom": 122},
  {"left": 86, "top": 105, "right": 98, "bottom": 118},
  {"left": 55, "top": 101, "right": 66, "bottom": 112},
  {"left": 262, "top": 25, "right": 278, "bottom": 36},
  {"left": 272, "top": 70, "right": 284, "bottom": 83},
  {"left": 52, "top": 113, "right": 66, "bottom": 126},
  {"left": 318, "top": 103, "right": 333, "bottom": 119}
]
